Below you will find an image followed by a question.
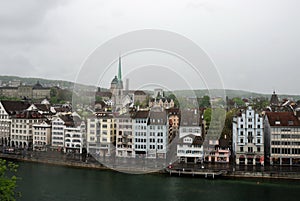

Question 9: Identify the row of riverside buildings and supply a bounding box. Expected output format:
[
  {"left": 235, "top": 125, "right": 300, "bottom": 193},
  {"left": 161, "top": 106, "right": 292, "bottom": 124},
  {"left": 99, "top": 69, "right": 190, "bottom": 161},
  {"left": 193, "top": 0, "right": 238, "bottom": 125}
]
[
  {"left": 0, "top": 99, "right": 86, "bottom": 153},
  {"left": 3, "top": 91, "right": 300, "bottom": 166},
  {"left": 232, "top": 92, "right": 300, "bottom": 166},
  {"left": 1, "top": 98, "right": 228, "bottom": 163}
]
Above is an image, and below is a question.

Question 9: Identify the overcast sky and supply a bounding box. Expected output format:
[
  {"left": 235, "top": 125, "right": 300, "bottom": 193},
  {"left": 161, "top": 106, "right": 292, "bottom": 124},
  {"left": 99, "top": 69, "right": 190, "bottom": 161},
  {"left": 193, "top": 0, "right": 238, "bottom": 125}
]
[{"left": 0, "top": 0, "right": 299, "bottom": 95}]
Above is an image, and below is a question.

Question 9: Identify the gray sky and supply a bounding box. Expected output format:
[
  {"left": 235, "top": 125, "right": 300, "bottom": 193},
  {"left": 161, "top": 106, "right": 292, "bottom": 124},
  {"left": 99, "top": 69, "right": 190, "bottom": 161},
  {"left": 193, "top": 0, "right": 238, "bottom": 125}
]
[{"left": 0, "top": 0, "right": 299, "bottom": 95}]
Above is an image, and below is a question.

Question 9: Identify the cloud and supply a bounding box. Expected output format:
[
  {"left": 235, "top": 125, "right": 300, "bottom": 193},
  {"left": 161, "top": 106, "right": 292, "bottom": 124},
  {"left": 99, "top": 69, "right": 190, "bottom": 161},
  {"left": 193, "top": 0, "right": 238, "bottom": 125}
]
[{"left": 0, "top": 53, "right": 37, "bottom": 76}]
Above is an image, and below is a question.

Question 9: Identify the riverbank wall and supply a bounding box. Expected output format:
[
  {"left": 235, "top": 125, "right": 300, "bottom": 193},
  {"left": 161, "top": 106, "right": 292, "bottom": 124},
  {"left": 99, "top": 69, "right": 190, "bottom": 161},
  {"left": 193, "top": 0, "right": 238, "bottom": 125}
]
[{"left": 2, "top": 153, "right": 300, "bottom": 180}]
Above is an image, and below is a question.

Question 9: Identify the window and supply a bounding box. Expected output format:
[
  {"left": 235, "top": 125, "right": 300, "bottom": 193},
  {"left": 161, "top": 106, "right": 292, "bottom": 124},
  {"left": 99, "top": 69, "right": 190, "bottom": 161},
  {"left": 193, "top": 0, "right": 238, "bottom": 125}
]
[
  {"left": 240, "top": 131, "right": 244, "bottom": 136},
  {"left": 240, "top": 147, "right": 244, "bottom": 152},
  {"left": 257, "top": 138, "right": 261, "bottom": 144},
  {"left": 240, "top": 138, "right": 243, "bottom": 143},
  {"left": 248, "top": 147, "right": 253, "bottom": 153},
  {"left": 257, "top": 147, "right": 261, "bottom": 152}
]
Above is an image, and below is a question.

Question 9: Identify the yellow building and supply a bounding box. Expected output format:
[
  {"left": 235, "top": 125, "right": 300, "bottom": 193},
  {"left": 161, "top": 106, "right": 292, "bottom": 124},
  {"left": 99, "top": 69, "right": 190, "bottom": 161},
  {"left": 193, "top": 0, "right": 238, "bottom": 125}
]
[{"left": 87, "top": 111, "right": 116, "bottom": 157}]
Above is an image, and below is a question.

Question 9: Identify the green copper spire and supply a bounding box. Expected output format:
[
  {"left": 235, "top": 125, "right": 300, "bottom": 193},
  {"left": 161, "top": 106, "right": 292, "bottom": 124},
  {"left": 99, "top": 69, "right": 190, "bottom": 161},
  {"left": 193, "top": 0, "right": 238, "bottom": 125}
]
[{"left": 118, "top": 55, "right": 122, "bottom": 82}]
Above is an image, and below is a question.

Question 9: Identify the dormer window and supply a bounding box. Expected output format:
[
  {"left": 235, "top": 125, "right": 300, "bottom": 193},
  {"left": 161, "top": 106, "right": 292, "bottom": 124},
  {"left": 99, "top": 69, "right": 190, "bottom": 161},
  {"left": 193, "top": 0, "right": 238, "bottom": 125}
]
[
  {"left": 288, "top": 121, "right": 294, "bottom": 126},
  {"left": 275, "top": 121, "right": 280, "bottom": 125},
  {"left": 183, "top": 137, "right": 192, "bottom": 143}
]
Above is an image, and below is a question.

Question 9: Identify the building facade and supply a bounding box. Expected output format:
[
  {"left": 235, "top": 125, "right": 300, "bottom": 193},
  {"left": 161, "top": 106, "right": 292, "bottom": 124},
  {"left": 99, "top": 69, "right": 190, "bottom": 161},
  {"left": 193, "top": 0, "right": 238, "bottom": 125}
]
[
  {"left": 133, "top": 110, "right": 149, "bottom": 158},
  {"left": 33, "top": 121, "right": 51, "bottom": 151},
  {"left": 10, "top": 111, "right": 46, "bottom": 149},
  {"left": 51, "top": 116, "right": 66, "bottom": 150},
  {"left": 264, "top": 112, "right": 300, "bottom": 165},
  {"left": 0, "top": 100, "right": 30, "bottom": 146},
  {"left": 177, "top": 110, "right": 203, "bottom": 163},
  {"left": 0, "top": 81, "right": 50, "bottom": 100},
  {"left": 208, "top": 139, "right": 230, "bottom": 163},
  {"left": 232, "top": 106, "right": 264, "bottom": 165},
  {"left": 116, "top": 113, "right": 134, "bottom": 157},
  {"left": 87, "top": 112, "right": 116, "bottom": 157},
  {"left": 147, "top": 107, "right": 168, "bottom": 159}
]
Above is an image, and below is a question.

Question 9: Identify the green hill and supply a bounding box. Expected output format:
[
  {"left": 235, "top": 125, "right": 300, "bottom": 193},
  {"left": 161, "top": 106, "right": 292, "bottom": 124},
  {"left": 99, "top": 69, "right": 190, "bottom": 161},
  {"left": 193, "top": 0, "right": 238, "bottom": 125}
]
[{"left": 1, "top": 75, "right": 299, "bottom": 101}]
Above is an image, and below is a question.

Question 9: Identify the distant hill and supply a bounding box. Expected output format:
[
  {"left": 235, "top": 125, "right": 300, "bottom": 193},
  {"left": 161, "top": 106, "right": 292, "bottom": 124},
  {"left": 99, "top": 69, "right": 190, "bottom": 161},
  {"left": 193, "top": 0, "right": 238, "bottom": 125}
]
[
  {"left": 173, "top": 89, "right": 300, "bottom": 100},
  {"left": 1, "top": 75, "right": 299, "bottom": 101},
  {"left": 0, "top": 75, "right": 74, "bottom": 89}
]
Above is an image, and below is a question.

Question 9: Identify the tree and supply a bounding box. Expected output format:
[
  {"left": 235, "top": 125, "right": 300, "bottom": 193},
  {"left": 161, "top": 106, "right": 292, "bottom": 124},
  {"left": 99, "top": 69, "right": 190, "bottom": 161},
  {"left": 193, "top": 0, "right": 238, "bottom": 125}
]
[
  {"left": 168, "top": 94, "right": 179, "bottom": 108},
  {"left": 221, "top": 109, "right": 238, "bottom": 142},
  {"left": 0, "top": 159, "right": 19, "bottom": 201},
  {"left": 203, "top": 108, "right": 212, "bottom": 129},
  {"left": 198, "top": 95, "right": 211, "bottom": 108},
  {"left": 232, "top": 97, "right": 245, "bottom": 107}
]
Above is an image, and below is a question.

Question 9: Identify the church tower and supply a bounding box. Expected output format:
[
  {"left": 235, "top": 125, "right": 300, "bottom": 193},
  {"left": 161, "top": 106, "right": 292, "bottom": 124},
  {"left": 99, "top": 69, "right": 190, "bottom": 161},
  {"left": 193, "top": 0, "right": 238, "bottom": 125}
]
[{"left": 110, "top": 55, "right": 124, "bottom": 111}]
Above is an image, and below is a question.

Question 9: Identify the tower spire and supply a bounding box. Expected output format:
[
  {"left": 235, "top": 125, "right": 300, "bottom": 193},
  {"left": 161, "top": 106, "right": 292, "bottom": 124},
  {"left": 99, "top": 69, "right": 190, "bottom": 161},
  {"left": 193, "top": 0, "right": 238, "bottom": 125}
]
[{"left": 118, "top": 55, "right": 122, "bottom": 82}]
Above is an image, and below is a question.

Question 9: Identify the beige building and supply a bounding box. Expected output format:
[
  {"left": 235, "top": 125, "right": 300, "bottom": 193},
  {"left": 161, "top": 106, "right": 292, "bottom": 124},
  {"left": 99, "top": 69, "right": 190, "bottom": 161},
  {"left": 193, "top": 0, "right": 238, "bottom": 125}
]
[
  {"left": 87, "top": 112, "right": 116, "bottom": 156},
  {"left": 116, "top": 113, "right": 134, "bottom": 157},
  {"left": 0, "top": 100, "right": 30, "bottom": 146},
  {"left": 0, "top": 81, "right": 50, "bottom": 100},
  {"left": 33, "top": 121, "right": 51, "bottom": 151},
  {"left": 149, "top": 98, "right": 174, "bottom": 109},
  {"left": 166, "top": 108, "right": 180, "bottom": 143},
  {"left": 10, "top": 111, "right": 46, "bottom": 149}
]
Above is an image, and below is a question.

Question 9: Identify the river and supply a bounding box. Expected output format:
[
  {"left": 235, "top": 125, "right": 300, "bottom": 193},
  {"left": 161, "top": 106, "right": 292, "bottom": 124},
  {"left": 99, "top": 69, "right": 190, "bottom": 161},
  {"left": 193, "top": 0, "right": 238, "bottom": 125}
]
[{"left": 15, "top": 161, "right": 300, "bottom": 201}]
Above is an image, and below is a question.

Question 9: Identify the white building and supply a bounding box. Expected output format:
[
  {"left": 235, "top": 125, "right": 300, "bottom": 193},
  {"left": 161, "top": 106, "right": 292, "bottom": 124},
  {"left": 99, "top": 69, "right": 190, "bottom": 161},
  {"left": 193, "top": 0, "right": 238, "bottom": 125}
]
[
  {"left": 51, "top": 116, "right": 66, "bottom": 150},
  {"left": 133, "top": 110, "right": 149, "bottom": 158},
  {"left": 177, "top": 110, "right": 203, "bottom": 163},
  {"left": 147, "top": 107, "right": 168, "bottom": 159},
  {"left": 33, "top": 121, "right": 51, "bottom": 151},
  {"left": 51, "top": 114, "right": 85, "bottom": 153},
  {"left": 87, "top": 112, "right": 116, "bottom": 157},
  {"left": 232, "top": 106, "right": 264, "bottom": 165},
  {"left": 65, "top": 119, "right": 86, "bottom": 154}
]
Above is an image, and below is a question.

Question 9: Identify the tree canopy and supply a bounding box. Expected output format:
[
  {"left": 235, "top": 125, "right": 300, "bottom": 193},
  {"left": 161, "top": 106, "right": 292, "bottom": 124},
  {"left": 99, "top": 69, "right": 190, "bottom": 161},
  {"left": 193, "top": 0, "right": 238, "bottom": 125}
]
[{"left": 0, "top": 159, "right": 19, "bottom": 201}]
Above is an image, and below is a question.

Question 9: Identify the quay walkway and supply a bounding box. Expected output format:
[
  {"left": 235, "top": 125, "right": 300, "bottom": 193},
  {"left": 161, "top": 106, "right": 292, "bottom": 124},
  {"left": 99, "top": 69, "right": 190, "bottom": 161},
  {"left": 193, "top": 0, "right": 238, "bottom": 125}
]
[{"left": 166, "top": 168, "right": 227, "bottom": 179}]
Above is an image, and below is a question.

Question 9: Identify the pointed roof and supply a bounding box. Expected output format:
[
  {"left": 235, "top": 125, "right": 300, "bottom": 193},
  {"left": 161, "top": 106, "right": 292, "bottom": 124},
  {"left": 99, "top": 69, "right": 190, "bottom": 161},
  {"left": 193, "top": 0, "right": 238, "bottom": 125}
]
[
  {"left": 111, "top": 76, "right": 118, "bottom": 84},
  {"left": 118, "top": 55, "right": 122, "bottom": 81},
  {"left": 270, "top": 91, "right": 279, "bottom": 106}
]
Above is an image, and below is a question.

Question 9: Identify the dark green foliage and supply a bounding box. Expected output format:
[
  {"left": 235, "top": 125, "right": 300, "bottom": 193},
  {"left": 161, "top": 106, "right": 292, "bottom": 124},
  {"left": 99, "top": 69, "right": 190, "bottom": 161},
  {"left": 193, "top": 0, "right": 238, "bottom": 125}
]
[
  {"left": 198, "top": 95, "right": 211, "bottom": 108},
  {"left": 0, "top": 159, "right": 20, "bottom": 201},
  {"left": 232, "top": 97, "right": 245, "bottom": 107},
  {"left": 50, "top": 87, "right": 72, "bottom": 104},
  {"left": 168, "top": 94, "right": 179, "bottom": 108},
  {"left": 221, "top": 109, "right": 238, "bottom": 142}
]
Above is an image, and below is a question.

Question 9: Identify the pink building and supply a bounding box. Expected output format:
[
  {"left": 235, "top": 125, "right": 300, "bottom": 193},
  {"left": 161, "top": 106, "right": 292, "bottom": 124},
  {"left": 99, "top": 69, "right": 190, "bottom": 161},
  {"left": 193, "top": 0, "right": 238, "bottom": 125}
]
[{"left": 208, "top": 139, "right": 231, "bottom": 163}]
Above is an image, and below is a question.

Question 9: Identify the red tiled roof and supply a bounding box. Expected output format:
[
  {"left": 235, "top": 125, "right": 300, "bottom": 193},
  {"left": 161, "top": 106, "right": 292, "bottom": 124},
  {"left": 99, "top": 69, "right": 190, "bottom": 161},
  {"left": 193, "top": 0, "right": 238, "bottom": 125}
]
[
  {"left": 133, "top": 110, "right": 149, "bottom": 119},
  {"left": 266, "top": 112, "right": 300, "bottom": 126},
  {"left": 1, "top": 100, "right": 30, "bottom": 114}
]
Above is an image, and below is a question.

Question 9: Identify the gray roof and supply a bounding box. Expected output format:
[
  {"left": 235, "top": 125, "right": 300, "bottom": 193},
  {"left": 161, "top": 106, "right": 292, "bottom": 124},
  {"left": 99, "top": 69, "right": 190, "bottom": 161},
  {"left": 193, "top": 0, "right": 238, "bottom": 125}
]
[
  {"left": 148, "top": 109, "right": 167, "bottom": 125},
  {"left": 180, "top": 110, "right": 201, "bottom": 127}
]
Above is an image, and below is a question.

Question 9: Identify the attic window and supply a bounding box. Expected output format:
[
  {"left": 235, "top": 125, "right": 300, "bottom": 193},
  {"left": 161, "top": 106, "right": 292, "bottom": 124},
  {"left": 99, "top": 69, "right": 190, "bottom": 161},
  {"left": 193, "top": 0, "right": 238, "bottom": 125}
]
[
  {"left": 184, "top": 138, "right": 192, "bottom": 143},
  {"left": 275, "top": 121, "right": 280, "bottom": 125},
  {"left": 288, "top": 121, "right": 294, "bottom": 126}
]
